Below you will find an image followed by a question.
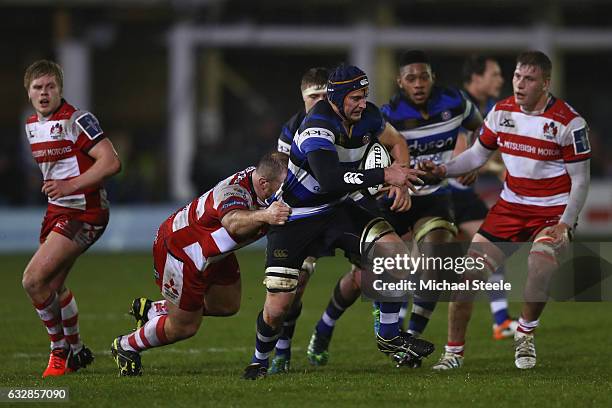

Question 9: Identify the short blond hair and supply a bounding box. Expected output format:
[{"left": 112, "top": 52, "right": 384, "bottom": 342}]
[
  {"left": 257, "top": 151, "right": 288, "bottom": 182},
  {"left": 24, "top": 60, "right": 64, "bottom": 91}
]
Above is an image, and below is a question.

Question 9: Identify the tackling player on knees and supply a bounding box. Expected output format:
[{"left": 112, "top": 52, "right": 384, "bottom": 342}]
[
  {"left": 110, "top": 152, "right": 289, "bottom": 376},
  {"left": 424, "top": 51, "right": 590, "bottom": 370},
  {"left": 22, "top": 60, "right": 121, "bottom": 378}
]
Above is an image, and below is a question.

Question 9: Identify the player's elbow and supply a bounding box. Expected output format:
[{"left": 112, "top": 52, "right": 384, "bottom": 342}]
[
  {"left": 220, "top": 216, "right": 240, "bottom": 238},
  {"left": 224, "top": 226, "right": 240, "bottom": 238},
  {"left": 317, "top": 176, "right": 339, "bottom": 193},
  {"left": 108, "top": 154, "right": 122, "bottom": 176}
]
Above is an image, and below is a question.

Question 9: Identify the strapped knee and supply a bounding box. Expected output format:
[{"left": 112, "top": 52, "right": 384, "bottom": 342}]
[
  {"left": 360, "top": 217, "right": 395, "bottom": 257},
  {"left": 263, "top": 267, "right": 300, "bottom": 293},
  {"left": 466, "top": 247, "right": 500, "bottom": 280},
  {"left": 530, "top": 236, "right": 559, "bottom": 265},
  {"left": 413, "top": 217, "right": 458, "bottom": 243}
]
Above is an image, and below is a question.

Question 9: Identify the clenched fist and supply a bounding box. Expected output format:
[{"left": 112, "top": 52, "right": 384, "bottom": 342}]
[{"left": 264, "top": 201, "right": 291, "bottom": 225}]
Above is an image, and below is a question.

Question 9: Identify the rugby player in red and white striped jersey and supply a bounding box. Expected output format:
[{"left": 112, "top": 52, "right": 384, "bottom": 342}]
[
  {"left": 21, "top": 60, "right": 121, "bottom": 377},
  {"left": 111, "top": 152, "right": 290, "bottom": 376},
  {"left": 424, "top": 51, "right": 591, "bottom": 370}
]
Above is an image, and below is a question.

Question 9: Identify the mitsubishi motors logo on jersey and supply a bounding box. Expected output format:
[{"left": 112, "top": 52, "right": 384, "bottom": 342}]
[
  {"left": 543, "top": 121, "right": 558, "bottom": 140},
  {"left": 50, "top": 123, "right": 64, "bottom": 139},
  {"left": 163, "top": 279, "right": 179, "bottom": 300}
]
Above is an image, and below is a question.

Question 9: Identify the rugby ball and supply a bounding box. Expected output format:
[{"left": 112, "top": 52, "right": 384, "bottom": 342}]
[{"left": 361, "top": 142, "right": 392, "bottom": 196}]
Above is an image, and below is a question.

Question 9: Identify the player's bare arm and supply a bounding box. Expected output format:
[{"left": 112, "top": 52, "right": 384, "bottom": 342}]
[
  {"left": 221, "top": 201, "right": 291, "bottom": 238},
  {"left": 42, "top": 138, "right": 121, "bottom": 200},
  {"left": 378, "top": 122, "right": 410, "bottom": 165}
]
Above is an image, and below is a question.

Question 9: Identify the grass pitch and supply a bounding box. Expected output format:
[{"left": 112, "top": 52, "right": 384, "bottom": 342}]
[{"left": 2, "top": 251, "right": 611, "bottom": 407}]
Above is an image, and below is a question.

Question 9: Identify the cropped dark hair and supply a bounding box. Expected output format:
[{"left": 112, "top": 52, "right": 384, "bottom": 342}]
[
  {"left": 398, "top": 50, "right": 430, "bottom": 68},
  {"left": 516, "top": 51, "right": 552, "bottom": 79},
  {"left": 462, "top": 55, "right": 496, "bottom": 84},
  {"left": 300, "top": 67, "right": 329, "bottom": 92}
]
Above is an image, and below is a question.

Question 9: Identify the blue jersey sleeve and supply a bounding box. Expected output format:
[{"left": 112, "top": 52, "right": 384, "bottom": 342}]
[{"left": 295, "top": 126, "right": 337, "bottom": 155}]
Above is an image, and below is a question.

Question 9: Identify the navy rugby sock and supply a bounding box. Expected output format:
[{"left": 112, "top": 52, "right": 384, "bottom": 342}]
[
  {"left": 251, "top": 310, "right": 281, "bottom": 367},
  {"left": 274, "top": 302, "right": 302, "bottom": 359},
  {"left": 315, "top": 280, "right": 354, "bottom": 336},
  {"left": 407, "top": 298, "right": 436, "bottom": 336},
  {"left": 377, "top": 302, "right": 402, "bottom": 339}
]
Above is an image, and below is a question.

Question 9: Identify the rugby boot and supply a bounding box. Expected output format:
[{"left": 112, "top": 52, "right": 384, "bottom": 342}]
[
  {"left": 129, "top": 297, "right": 152, "bottom": 329},
  {"left": 65, "top": 345, "right": 94, "bottom": 373},
  {"left": 514, "top": 331, "right": 536, "bottom": 369},
  {"left": 111, "top": 336, "right": 142, "bottom": 376},
  {"left": 242, "top": 363, "right": 267, "bottom": 380},
  {"left": 376, "top": 331, "right": 435, "bottom": 360},
  {"left": 42, "top": 348, "right": 69, "bottom": 378},
  {"left": 307, "top": 330, "right": 331, "bottom": 366},
  {"left": 269, "top": 355, "right": 291, "bottom": 375},
  {"left": 493, "top": 318, "right": 519, "bottom": 340},
  {"left": 432, "top": 352, "right": 464, "bottom": 371}
]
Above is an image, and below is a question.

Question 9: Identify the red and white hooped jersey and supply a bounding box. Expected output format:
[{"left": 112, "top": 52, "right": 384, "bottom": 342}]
[
  {"left": 159, "top": 167, "right": 266, "bottom": 272},
  {"left": 479, "top": 96, "right": 591, "bottom": 210},
  {"left": 26, "top": 100, "right": 108, "bottom": 212}
]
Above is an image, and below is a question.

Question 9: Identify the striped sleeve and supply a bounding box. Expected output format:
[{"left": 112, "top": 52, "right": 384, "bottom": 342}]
[
  {"left": 277, "top": 123, "right": 293, "bottom": 154},
  {"left": 461, "top": 97, "right": 476, "bottom": 122}
]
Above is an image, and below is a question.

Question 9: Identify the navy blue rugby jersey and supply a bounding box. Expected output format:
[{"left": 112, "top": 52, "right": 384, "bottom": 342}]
[
  {"left": 275, "top": 100, "right": 385, "bottom": 221},
  {"left": 382, "top": 86, "right": 475, "bottom": 195},
  {"left": 449, "top": 90, "right": 496, "bottom": 192},
  {"left": 277, "top": 110, "right": 306, "bottom": 154}
]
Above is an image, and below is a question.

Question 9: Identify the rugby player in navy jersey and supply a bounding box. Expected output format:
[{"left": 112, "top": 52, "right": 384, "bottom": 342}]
[
  {"left": 455, "top": 55, "right": 518, "bottom": 340},
  {"left": 306, "top": 51, "right": 484, "bottom": 368},
  {"left": 269, "top": 67, "right": 329, "bottom": 374},
  {"left": 368, "top": 51, "right": 483, "bottom": 356},
  {"left": 242, "top": 64, "right": 434, "bottom": 379}
]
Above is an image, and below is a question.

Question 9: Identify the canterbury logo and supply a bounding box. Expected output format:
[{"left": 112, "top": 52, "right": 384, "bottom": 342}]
[
  {"left": 273, "top": 249, "right": 289, "bottom": 258},
  {"left": 343, "top": 172, "right": 363, "bottom": 184}
]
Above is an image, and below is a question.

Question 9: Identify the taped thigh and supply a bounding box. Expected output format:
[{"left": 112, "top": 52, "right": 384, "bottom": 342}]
[
  {"left": 413, "top": 216, "right": 458, "bottom": 243},
  {"left": 530, "top": 233, "right": 564, "bottom": 265},
  {"left": 360, "top": 217, "right": 395, "bottom": 257}
]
